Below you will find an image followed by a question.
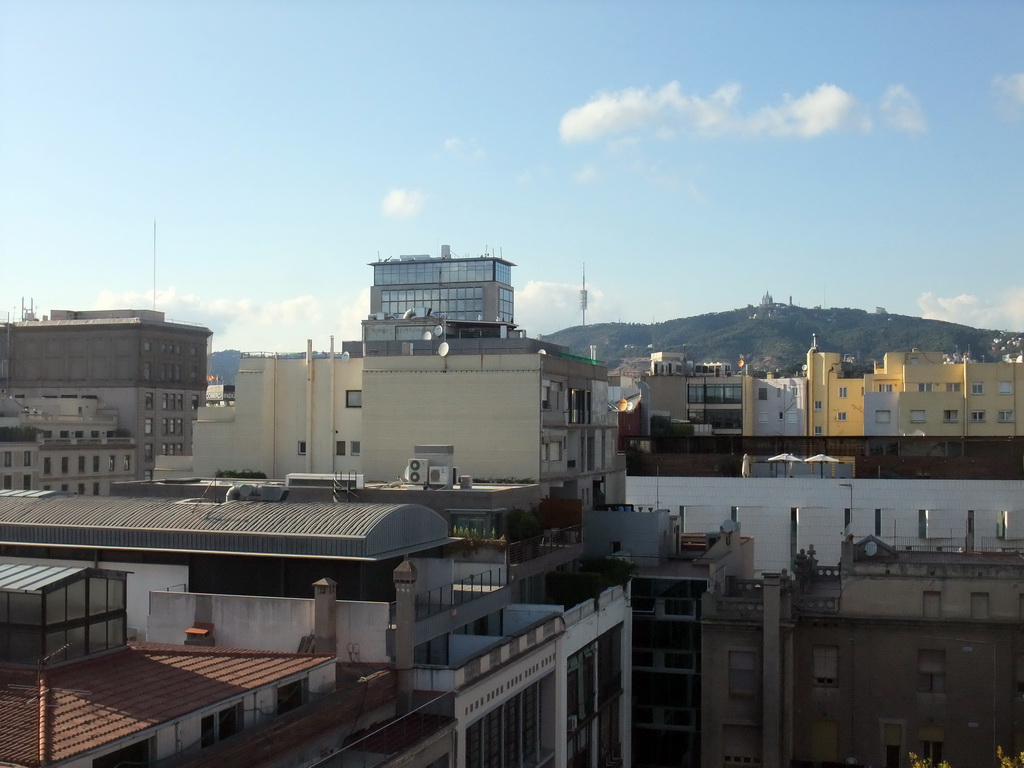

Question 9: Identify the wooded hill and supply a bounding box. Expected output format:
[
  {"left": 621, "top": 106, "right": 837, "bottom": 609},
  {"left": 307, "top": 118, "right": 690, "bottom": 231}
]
[
  {"left": 541, "top": 305, "right": 1022, "bottom": 374},
  {"left": 208, "top": 305, "right": 1023, "bottom": 384}
]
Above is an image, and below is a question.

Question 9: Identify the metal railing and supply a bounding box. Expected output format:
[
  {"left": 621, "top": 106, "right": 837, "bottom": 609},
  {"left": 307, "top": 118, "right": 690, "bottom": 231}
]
[
  {"left": 415, "top": 567, "right": 510, "bottom": 620},
  {"left": 507, "top": 525, "right": 582, "bottom": 564}
]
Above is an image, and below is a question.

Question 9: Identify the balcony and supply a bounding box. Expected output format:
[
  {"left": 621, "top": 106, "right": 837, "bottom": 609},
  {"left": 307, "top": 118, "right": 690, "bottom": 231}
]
[{"left": 507, "top": 525, "right": 582, "bottom": 565}]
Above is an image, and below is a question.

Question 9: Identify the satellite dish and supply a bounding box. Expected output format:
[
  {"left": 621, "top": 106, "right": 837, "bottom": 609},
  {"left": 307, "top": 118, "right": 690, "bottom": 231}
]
[
  {"left": 538, "top": 349, "right": 547, "bottom": 355},
  {"left": 340, "top": 351, "right": 350, "bottom": 362},
  {"left": 422, "top": 331, "right": 433, "bottom": 340},
  {"left": 720, "top": 519, "right": 736, "bottom": 533},
  {"left": 433, "top": 324, "right": 444, "bottom": 336},
  {"left": 438, "top": 342, "right": 450, "bottom": 357}
]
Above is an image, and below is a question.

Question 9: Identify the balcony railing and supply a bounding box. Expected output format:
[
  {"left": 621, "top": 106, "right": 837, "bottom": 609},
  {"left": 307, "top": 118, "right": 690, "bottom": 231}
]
[
  {"left": 507, "top": 525, "right": 582, "bottom": 565},
  {"left": 415, "top": 567, "right": 510, "bottom": 620}
]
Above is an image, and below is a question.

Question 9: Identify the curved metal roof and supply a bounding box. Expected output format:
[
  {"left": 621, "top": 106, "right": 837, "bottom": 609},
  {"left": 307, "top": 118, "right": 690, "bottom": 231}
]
[{"left": 0, "top": 495, "right": 451, "bottom": 560}]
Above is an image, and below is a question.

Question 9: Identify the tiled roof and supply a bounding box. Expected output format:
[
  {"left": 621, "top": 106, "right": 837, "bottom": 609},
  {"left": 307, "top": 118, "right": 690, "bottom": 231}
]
[
  {"left": 0, "top": 643, "right": 334, "bottom": 766},
  {"left": 0, "top": 495, "right": 452, "bottom": 560}
]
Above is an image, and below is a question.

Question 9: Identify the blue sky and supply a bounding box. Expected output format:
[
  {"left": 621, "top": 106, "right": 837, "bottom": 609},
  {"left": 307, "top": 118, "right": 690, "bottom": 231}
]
[{"left": 2, "top": 1, "right": 1022, "bottom": 352}]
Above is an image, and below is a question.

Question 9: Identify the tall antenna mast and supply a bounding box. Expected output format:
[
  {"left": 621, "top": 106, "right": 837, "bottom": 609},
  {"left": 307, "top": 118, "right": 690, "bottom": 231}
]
[
  {"left": 152, "top": 219, "right": 157, "bottom": 310},
  {"left": 579, "top": 261, "right": 588, "bottom": 327}
]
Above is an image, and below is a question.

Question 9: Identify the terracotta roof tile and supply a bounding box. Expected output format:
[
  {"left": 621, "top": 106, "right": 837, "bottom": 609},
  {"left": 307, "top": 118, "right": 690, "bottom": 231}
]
[{"left": 0, "top": 644, "right": 333, "bottom": 765}]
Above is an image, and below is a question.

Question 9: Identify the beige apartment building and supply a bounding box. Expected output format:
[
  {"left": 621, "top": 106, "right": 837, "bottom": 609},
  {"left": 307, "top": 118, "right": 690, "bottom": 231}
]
[
  {"left": 1, "top": 394, "right": 135, "bottom": 494},
  {"left": 1, "top": 309, "right": 212, "bottom": 481},
  {"left": 170, "top": 248, "right": 625, "bottom": 510},
  {"left": 701, "top": 535, "right": 1024, "bottom": 768},
  {"left": 864, "top": 350, "right": 1024, "bottom": 437}
]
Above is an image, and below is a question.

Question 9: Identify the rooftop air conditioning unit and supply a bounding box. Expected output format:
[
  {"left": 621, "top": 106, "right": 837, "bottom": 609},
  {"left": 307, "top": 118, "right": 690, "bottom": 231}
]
[
  {"left": 427, "top": 465, "right": 451, "bottom": 488},
  {"left": 406, "top": 459, "right": 426, "bottom": 484}
]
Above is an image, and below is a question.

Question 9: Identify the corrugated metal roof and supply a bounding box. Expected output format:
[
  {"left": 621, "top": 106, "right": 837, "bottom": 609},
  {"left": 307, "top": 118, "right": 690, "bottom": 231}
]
[
  {"left": 0, "top": 496, "right": 451, "bottom": 560},
  {"left": 0, "top": 562, "right": 85, "bottom": 592}
]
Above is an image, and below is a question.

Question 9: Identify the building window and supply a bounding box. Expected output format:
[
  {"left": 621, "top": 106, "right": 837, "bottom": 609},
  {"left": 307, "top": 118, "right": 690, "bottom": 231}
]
[
  {"left": 1000, "top": 381, "right": 1012, "bottom": 395},
  {"left": 23, "top": 451, "right": 31, "bottom": 467},
  {"left": 108, "top": 455, "right": 115, "bottom": 471},
  {"left": 144, "top": 444, "right": 153, "bottom": 461},
  {"left": 918, "top": 649, "right": 945, "bottom": 693},
  {"left": 346, "top": 390, "right": 362, "bottom": 408},
  {"left": 970, "top": 410, "right": 986, "bottom": 423},
  {"left": 2, "top": 476, "right": 10, "bottom": 490},
  {"left": 78, "top": 456, "right": 85, "bottom": 472},
  {"left": 910, "top": 410, "right": 926, "bottom": 423},
  {"left": 971, "top": 382, "right": 984, "bottom": 395},
  {"left": 838, "top": 386, "right": 848, "bottom": 398},
  {"left": 144, "top": 418, "right": 153, "bottom": 435},
  {"left": 758, "top": 387, "right": 768, "bottom": 400},
  {"left": 728, "top": 650, "right": 757, "bottom": 696},
  {"left": 999, "top": 410, "right": 1014, "bottom": 423},
  {"left": 61, "top": 457, "right": 69, "bottom": 474},
  {"left": 970, "top": 592, "right": 989, "bottom": 619},
  {"left": 814, "top": 426, "right": 822, "bottom": 436},
  {"left": 123, "top": 455, "right": 131, "bottom": 472},
  {"left": 918, "top": 382, "right": 933, "bottom": 392},
  {"left": 878, "top": 383, "right": 893, "bottom": 392},
  {"left": 874, "top": 509, "right": 882, "bottom": 536},
  {"left": 942, "top": 410, "right": 958, "bottom": 423},
  {"left": 143, "top": 362, "right": 151, "bottom": 380},
  {"left": 350, "top": 441, "right": 361, "bottom": 456},
  {"left": 945, "top": 382, "right": 961, "bottom": 392},
  {"left": 918, "top": 726, "right": 943, "bottom": 764},
  {"left": 43, "top": 457, "right": 51, "bottom": 475},
  {"left": 814, "top": 400, "right": 822, "bottom": 411},
  {"left": 335, "top": 441, "right": 345, "bottom": 456},
  {"left": 875, "top": 410, "right": 891, "bottom": 423},
  {"left": 297, "top": 441, "right": 306, "bottom": 455},
  {"left": 836, "top": 412, "right": 847, "bottom": 422},
  {"left": 813, "top": 645, "right": 839, "bottom": 686},
  {"left": 276, "top": 680, "right": 306, "bottom": 715},
  {"left": 2, "top": 451, "right": 10, "bottom": 468}
]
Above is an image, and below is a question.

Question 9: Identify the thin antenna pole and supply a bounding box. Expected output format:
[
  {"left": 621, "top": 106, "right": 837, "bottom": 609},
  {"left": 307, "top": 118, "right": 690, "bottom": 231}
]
[{"left": 152, "top": 219, "right": 157, "bottom": 310}]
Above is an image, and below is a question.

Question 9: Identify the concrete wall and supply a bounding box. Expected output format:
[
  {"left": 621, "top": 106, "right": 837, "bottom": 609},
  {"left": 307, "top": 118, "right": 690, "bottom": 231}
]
[{"left": 147, "top": 591, "right": 391, "bottom": 661}]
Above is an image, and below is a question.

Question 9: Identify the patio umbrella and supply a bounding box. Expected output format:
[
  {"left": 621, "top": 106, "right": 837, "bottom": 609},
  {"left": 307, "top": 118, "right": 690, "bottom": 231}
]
[
  {"left": 767, "top": 453, "right": 801, "bottom": 477},
  {"left": 804, "top": 453, "right": 840, "bottom": 478}
]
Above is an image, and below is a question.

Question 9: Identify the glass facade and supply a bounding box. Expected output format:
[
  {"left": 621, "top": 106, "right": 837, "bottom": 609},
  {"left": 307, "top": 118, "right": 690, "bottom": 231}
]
[
  {"left": 381, "top": 286, "right": 485, "bottom": 320},
  {"left": 374, "top": 258, "right": 511, "bottom": 287},
  {"left": 0, "top": 570, "right": 128, "bottom": 665}
]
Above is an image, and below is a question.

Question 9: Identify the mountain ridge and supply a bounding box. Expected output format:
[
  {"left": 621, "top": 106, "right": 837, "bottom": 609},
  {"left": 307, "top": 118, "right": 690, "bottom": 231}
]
[
  {"left": 541, "top": 304, "right": 1023, "bottom": 374},
  {"left": 208, "top": 306, "right": 1024, "bottom": 385}
]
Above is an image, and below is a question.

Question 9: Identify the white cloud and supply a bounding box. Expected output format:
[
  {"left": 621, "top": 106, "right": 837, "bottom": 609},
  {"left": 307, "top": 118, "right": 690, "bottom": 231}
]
[
  {"left": 93, "top": 286, "right": 368, "bottom": 352},
  {"left": 444, "top": 137, "right": 486, "bottom": 161},
  {"left": 917, "top": 289, "right": 1024, "bottom": 331},
  {"left": 880, "top": 85, "right": 928, "bottom": 134},
  {"left": 381, "top": 189, "right": 425, "bottom": 218},
  {"left": 573, "top": 164, "right": 599, "bottom": 184},
  {"left": 993, "top": 73, "right": 1024, "bottom": 119},
  {"left": 559, "top": 81, "right": 870, "bottom": 142}
]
